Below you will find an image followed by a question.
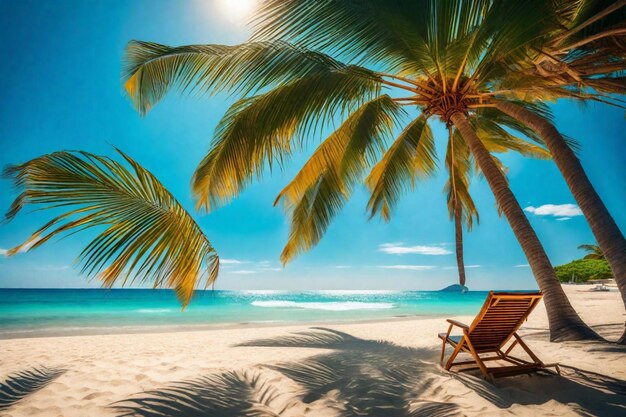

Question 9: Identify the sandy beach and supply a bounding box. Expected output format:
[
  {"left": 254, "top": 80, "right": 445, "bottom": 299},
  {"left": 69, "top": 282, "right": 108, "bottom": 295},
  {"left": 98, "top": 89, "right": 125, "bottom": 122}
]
[{"left": 1, "top": 285, "right": 624, "bottom": 417}]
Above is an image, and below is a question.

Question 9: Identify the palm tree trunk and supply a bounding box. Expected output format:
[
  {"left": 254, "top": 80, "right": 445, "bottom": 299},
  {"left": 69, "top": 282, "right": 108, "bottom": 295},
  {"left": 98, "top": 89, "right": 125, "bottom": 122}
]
[
  {"left": 495, "top": 101, "right": 626, "bottom": 343},
  {"left": 454, "top": 204, "right": 466, "bottom": 287},
  {"left": 450, "top": 112, "right": 600, "bottom": 342}
]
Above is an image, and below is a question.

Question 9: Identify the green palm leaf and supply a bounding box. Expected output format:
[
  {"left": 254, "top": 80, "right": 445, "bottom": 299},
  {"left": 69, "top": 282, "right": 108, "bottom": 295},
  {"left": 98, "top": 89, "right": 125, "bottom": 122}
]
[
  {"left": 279, "top": 95, "right": 402, "bottom": 264},
  {"left": 445, "top": 130, "right": 478, "bottom": 229},
  {"left": 4, "top": 149, "right": 219, "bottom": 306},
  {"left": 123, "top": 40, "right": 379, "bottom": 115},
  {"left": 578, "top": 243, "right": 605, "bottom": 260},
  {"left": 365, "top": 115, "right": 436, "bottom": 221},
  {"left": 192, "top": 70, "right": 381, "bottom": 212}
]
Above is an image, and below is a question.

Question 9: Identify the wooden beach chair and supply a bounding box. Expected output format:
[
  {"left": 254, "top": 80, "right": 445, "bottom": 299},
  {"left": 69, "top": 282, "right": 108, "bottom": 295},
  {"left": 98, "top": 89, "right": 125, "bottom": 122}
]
[{"left": 438, "top": 291, "right": 560, "bottom": 382}]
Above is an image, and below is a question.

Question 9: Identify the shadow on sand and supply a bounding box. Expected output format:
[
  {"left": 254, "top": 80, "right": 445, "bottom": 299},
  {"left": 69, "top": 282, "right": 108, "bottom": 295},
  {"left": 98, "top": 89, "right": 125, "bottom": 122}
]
[
  {"left": 0, "top": 367, "right": 66, "bottom": 411},
  {"left": 114, "top": 327, "right": 626, "bottom": 416},
  {"left": 114, "top": 368, "right": 294, "bottom": 417}
]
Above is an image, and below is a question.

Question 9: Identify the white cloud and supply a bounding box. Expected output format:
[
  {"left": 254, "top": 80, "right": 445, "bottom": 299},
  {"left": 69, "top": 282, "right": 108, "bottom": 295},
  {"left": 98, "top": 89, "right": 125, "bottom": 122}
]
[
  {"left": 378, "top": 243, "right": 452, "bottom": 255},
  {"left": 443, "top": 265, "right": 480, "bottom": 269},
  {"left": 524, "top": 204, "right": 583, "bottom": 218},
  {"left": 513, "top": 264, "right": 530, "bottom": 268},
  {"left": 0, "top": 249, "right": 7, "bottom": 257},
  {"left": 259, "top": 267, "right": 282, "bottom": 271},
  {"left": 35, "top": 265, "right": 71, "bottom": 271},
  {"left": 335, "top": 265, "right": 351, "bottom": 269},
  {"left": 379, "top": 265, "right": 436, "bottom": 271},
  {"left": 230, "top": 270, "right": 258, "bottom": 274},
  {"left": 556, "top": 217, "right": 571, "bottom": 221},
  {"left": 220, "top": 259, "right": 249, "bottom": 265}
]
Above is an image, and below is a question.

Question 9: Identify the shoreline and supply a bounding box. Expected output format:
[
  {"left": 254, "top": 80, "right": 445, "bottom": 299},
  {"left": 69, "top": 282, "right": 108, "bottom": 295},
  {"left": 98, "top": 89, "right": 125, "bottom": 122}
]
[{"left": 0, "top": 313, "right": 454, "bottom": 340}]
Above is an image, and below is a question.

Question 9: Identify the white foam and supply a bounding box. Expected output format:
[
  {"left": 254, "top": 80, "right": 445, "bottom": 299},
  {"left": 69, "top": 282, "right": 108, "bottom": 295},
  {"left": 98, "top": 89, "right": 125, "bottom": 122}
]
[
  {"left": 315, "top": 290, "right": 399, "bottom": 296},
  {"left": 135, "top": 308, "right": 172, "bottom": 313},
  {"left": 251, "top": 301, "right": 394, "bottom": 311},
  {"left": 240, "top": 290, "right": 289, "bottom": 295}
]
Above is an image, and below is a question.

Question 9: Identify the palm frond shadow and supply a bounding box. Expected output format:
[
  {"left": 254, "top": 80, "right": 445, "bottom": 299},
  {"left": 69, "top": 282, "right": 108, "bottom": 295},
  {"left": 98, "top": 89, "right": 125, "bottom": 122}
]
[
  {"left": 239, "top": 327, "right": 460, "bottom": 417},
  {"left": 0, "top": 367, "right": 66, "bottom": 410},
  {"left": 451, "top": 363, "right": 626, "bottom": 414},
  {"left": 113, "top": 368, "right": 295, "bottom": 417},
  {"left": 114, "top": 328, "right": 626, "bottom": 417},
  {"left": 241, "top": 327, "right": 626, "bottom": 416},
  {"left": 559, "top": 365, "right": 626, "bottom": 397}
]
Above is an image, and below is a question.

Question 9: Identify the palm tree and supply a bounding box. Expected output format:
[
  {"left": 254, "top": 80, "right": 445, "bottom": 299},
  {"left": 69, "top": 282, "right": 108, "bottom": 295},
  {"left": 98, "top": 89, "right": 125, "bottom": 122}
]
[
  {"left": 490, "top": 0, "right": 626, "bottom": 342},
  {"left": 3, "top": 149, "right": 219, "bottom": 306},
  {"left": 444, "top": 121, "right": 550, "bottom": 288},
  {"left": 578, "top": 244, "right": 606, "bottom": 261},
  {"left": 122, "top": 0, "right": 604, "bottom": 341},
  {"left": 445, "top": 129, "right": 476, "bottom": 289}
]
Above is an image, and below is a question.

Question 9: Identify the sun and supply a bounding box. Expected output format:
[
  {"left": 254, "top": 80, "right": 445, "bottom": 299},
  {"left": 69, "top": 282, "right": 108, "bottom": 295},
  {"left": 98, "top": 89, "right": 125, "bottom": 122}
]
[{"left": 217, "top": 0, "right": 257, "bottom": 22}]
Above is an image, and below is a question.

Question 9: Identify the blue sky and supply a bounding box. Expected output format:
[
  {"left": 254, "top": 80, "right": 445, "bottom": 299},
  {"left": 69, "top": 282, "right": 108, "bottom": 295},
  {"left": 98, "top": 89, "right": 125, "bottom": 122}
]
[{"left": 0, "top": 0, "right": 624, "bottom": 291}]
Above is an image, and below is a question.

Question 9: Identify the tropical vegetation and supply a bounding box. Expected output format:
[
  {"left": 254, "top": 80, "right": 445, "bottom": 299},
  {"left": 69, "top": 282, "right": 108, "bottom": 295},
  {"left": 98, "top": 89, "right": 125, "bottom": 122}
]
[
  {"left": 555, "top": 259, "right": 613, "bottom": 283},
  {"left": 3, "top": 150, "right": 219, "bottom": 306},
  {"left": 121, "top": 0, "right": 626, "bottom": 341}
]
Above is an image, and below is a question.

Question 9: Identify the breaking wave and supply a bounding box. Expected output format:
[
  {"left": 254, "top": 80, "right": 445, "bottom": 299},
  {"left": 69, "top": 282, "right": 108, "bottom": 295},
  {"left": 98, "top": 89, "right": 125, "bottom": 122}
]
[{"left": 251, "top": 301, "right": 394, "bottom": 311}]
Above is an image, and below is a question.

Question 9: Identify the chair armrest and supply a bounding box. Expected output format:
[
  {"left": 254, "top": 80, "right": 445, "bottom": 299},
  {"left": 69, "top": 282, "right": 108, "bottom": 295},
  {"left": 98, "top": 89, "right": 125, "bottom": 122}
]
[{"left": 446, "top": 319, "right": 469, "bottom": 329}]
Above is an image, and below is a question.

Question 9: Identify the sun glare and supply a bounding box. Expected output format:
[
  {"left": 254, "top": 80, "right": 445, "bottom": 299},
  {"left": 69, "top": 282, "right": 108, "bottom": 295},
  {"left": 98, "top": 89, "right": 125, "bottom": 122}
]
[{"left": 217, "top": 0, "right": 257, "bottom": 22}]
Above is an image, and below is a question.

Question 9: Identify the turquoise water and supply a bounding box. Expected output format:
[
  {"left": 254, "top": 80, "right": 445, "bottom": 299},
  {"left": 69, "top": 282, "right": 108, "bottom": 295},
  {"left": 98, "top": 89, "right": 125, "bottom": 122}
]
[{"left": 0, "top": 289, "right": 497, "bottom": 338}]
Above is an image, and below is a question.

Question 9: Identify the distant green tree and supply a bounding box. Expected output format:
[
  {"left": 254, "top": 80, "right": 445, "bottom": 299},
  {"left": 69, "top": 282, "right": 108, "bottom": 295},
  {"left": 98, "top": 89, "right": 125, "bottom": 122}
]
[{"left": 554, "top": 259, "right": 612, "bottom": 283}]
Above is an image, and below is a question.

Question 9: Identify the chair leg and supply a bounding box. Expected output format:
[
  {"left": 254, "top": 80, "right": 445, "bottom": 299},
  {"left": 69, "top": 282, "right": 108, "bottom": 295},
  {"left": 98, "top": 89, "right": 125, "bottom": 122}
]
[
  {"left": 445, "top": 338, "right": 466, "bottom": 370},
  {"left": 513, "top": 333, "right": 542, "bottom": 365},
  {"left": 464, "top": 336, "right": 491, "bottom": 381},
  {"left": 440, "top": 339, "right": 447, "bottom": 365}
]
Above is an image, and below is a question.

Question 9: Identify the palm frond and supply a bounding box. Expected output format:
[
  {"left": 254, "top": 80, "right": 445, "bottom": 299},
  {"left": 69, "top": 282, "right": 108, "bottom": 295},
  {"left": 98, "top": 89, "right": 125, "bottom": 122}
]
[
  {"left": 279, "top": 96, "right": 402, "bottom": 264},
  {"left": 251, "top": 0, "right": 437, "bottom": 75},
  {"left": 472, "top": 0, "right": 562, "bottom": 84},
  {"left": 578, "top": 243, "right": 605, "bottom": 260},
  {"left": 0, "top": 367, "right": 66, "bottom": 410},
  {"left": 365, "top": 115, "right": 436, "bottom": 221},
  {"left": 444, "top": 130, "right": 478, "bottom": 229},
  {"left": 471, "top": 117, "right": 552, "bottom": 159},
  {"left": 481, "top": 101, "right": 582, "bottom": 153},
  {"left": 123, "top": 40, "right": 379, "bottom": 115},
  {"left": 4, "top": 149, "right": 219, "bottom": 306},
  {"left": 192, "top": 70, "right": 381, "bottom": 212}
]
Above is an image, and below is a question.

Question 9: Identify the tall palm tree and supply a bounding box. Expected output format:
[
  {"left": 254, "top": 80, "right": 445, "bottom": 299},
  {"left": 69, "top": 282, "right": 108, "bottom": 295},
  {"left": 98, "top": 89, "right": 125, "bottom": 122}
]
[
  {"left": 445, "top": 129, "right": 476, "bottom": 289},
  {"left": 490, "top": 0, "right": 626, "bottom": 342},
  {"left": 3, "top": 149, "right": 219, "bottom": 306},
  {"left": 578, "top": 244, "right": 606, "bottom": 261},
  {"left": 444, "top": 122, "right": 551, "bottom": 288},
  {"left": 122, "top": 0, "right": 604, "bottom": 341},
  {"left": 478, "top": 0, "right": 626, "bottom": 341}
]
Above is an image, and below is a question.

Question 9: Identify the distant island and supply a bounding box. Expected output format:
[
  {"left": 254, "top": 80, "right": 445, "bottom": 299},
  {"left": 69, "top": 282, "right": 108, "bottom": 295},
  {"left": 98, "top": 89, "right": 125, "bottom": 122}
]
[{"left": 440, "top": 284, "right": 469, "bottom": 293}]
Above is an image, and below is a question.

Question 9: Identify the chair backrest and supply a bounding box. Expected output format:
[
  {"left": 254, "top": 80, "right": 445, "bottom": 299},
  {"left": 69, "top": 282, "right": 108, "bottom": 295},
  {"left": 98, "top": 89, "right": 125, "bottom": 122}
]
[{"left": 467, "top": 291, "right": 542, "bottom": 352}]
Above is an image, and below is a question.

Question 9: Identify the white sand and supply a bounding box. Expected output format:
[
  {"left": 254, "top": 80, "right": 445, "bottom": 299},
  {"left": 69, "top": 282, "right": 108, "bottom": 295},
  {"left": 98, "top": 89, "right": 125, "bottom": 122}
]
[{"left": 1, "top": 285, "right": 624, "bottom": 416}]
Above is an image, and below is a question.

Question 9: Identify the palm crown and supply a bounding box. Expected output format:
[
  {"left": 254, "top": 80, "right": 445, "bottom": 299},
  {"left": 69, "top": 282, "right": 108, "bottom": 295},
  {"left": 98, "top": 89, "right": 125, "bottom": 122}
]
[{"left": 123, "top": 0, "right": 597, "bottom": 263}]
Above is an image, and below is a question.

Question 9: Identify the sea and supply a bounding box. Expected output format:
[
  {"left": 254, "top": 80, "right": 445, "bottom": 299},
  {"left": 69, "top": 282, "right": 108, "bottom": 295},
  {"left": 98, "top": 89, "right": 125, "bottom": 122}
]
[{"left": 0, "top": 289, "right": 500, "bottom": 339}]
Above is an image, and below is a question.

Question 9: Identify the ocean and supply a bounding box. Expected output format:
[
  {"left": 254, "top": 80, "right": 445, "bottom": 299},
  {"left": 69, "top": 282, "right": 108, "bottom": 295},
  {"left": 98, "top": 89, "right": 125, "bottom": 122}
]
[{"left": 0, "top": 289, "right": 498, "bottom": 338}]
